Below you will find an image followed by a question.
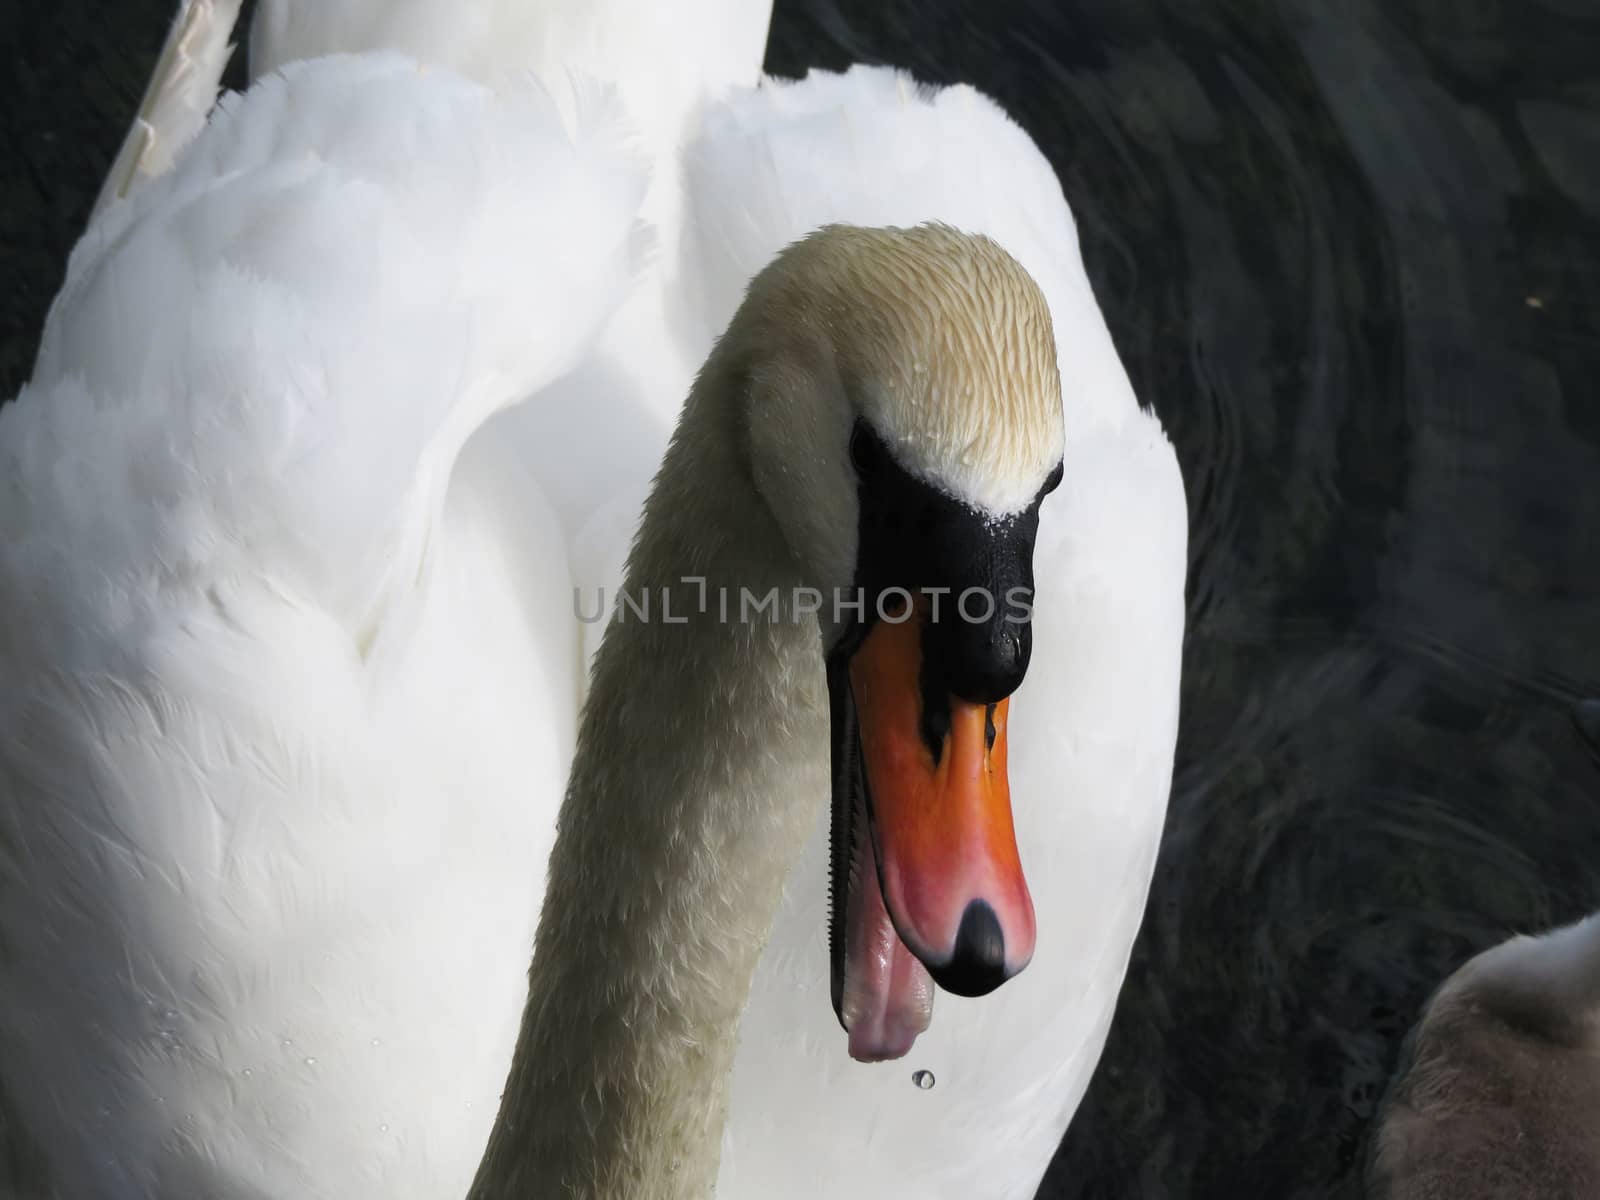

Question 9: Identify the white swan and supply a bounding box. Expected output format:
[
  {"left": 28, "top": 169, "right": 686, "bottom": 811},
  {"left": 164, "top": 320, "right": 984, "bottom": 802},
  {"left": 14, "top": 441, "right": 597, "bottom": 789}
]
[
  {"left": 0, "top": 4, "right": 1187, "bottom": 1198},
  {"left": 1369, "top": 913, "right": 1600, "bottom": 1198}
]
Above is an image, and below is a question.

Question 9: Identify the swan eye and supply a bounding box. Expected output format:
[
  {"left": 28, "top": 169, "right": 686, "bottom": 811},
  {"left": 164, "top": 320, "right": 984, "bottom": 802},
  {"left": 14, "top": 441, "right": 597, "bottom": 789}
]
[{"left": 849, "top": 424, "right": 881, "bottom": 481}]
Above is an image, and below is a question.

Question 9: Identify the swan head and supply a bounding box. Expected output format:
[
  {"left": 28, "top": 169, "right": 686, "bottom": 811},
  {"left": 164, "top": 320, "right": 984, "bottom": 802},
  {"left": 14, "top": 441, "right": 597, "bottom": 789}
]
[{"left": 724, "top": 224, "right": 1064, "bottom": 1060}]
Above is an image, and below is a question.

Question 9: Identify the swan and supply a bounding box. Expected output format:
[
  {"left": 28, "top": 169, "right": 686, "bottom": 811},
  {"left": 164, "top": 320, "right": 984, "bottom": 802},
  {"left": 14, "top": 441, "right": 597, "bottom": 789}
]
[
  {"left": 0, "top": 3, "right": 1187, "bottom": 1197},
  {"left": 1369, "top": 913, "right": 1600, "bottom": 1198}
]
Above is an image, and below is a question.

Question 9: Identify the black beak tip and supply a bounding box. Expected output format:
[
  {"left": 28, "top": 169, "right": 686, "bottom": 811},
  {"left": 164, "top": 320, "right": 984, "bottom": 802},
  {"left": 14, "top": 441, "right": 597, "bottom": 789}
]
[{"left": 926, "top": 899, "right": 1012, "bottom": 998}]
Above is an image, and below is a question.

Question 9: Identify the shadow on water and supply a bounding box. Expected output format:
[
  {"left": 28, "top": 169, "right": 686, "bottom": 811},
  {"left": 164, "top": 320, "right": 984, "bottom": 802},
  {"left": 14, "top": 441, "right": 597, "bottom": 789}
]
[{"left": 5, "top": 1, "right": 1599, "bottom": 1197}]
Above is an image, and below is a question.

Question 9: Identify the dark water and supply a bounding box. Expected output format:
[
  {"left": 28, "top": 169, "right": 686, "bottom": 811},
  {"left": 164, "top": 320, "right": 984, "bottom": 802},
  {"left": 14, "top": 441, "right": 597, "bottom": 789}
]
[{"left": 7, "top": 2, "right": 1600, "bottom": 1197}]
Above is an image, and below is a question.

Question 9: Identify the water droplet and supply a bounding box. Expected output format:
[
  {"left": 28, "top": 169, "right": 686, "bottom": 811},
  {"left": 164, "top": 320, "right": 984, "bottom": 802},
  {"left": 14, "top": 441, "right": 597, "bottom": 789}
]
[
  {"left": 911, "top": 1069, "right": 935, "bottom": 1090},
  {"left": 241, "top": 1068, "right": 252, "bottom": 1078},
  {"left": 303, "top": 1056, "right": 317, "bottom": 1067},
  {"left": 281, "top": 1037, "right": 293, "bottom": 1048},
  {"left": 379, "top": 1122, "right": 390, "bottom": 1134},
  {"left": 370, "top": 1037, "right": 382, "bottom": 1047}
]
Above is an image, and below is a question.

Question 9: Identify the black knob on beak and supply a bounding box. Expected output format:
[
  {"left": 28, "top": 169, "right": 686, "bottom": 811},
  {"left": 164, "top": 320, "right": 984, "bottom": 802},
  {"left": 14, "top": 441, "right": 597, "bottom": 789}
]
[{"left": 928, "top": 610, "right": 1030, "bottom": 705}]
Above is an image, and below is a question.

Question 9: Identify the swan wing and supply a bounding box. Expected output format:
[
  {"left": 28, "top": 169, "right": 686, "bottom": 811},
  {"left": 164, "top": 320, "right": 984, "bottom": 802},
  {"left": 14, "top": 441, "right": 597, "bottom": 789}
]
[
  {"left": 673, "top": 65, "right": 1189, "bottom": 1199},
  {"left": 94, "top": 0, "right": 244, "bottom": 217},
  {"left": 247, "top": 0, "right": 778, "bottom": 568},
  {"left": 0, "top": 53, "right": 644, "bottom": 1199}
]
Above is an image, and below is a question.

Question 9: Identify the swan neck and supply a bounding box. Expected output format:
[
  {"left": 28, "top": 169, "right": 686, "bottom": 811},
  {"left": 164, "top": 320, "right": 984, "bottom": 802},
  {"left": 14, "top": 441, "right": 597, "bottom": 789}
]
[{"left": 472, "top": 356, "right": 826, "bottom": 1198}]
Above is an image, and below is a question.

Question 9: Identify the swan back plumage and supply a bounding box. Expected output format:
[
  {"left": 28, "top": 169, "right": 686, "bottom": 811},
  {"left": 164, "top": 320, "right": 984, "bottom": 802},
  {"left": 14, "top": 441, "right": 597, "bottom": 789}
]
[
  {"left": 19, "top": 53, "right": 642, "bottom": 651},
  {"left": 245, "top": 0, "right": 780, "bottom": 619},
  {"left": 250, "top": 0, "right": 772, "bottom": 356},
  {"left": 0, "top": 52, "right": 644, "bottom": 1199}
]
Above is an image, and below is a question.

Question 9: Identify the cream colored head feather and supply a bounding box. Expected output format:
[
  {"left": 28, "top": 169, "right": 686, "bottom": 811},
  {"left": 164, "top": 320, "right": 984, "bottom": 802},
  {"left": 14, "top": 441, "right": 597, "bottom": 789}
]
[
  {"left": 790, "top": 224, "right": 1062, "bottom": 513},
  {"left": 744, "top": 223, "right": 1063, "bottom": 513},
  {"left": 718, "top": 223, "right": 1065, "bottom": 603}
]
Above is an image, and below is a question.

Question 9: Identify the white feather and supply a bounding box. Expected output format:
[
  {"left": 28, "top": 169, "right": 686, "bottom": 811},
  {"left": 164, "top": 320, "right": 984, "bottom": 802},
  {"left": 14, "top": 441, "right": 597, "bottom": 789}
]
[
  {"left": 1, "top": 7, "right": 1187, "bottom": 1199},
  {"left": 1, "top": 51, "right": 645, "bottom": 1199},
  {"left": 95, "top": 0, "right": 245, "bottom": 217}
]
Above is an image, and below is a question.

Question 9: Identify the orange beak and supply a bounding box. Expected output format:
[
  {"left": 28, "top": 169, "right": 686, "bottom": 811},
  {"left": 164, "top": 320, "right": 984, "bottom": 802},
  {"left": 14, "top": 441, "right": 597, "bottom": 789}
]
[{"left": 846, "top": 608, "right": 1036, "bottom": 996}]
